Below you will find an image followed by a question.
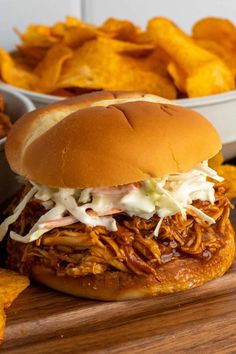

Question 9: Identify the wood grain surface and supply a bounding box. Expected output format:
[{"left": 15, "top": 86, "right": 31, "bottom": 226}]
[{"left": 1, "top": 210, "right": 236, "bottom": 354}]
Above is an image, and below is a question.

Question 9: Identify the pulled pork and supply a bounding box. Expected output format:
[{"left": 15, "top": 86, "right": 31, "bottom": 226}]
[{"left": 7, "top": 183, "right": 232, "bottom": 279}]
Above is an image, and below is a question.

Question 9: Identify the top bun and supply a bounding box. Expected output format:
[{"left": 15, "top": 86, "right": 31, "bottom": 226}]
[{"left": 6, "top": 91, "right": 221, "bottom": 188}]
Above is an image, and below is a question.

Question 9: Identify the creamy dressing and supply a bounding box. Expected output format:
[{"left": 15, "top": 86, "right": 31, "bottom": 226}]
[{"left": 0, "top": 161, "right": 223, "bottom": 243}]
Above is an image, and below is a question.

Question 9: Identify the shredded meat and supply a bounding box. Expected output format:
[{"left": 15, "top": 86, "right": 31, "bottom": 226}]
[{"left": 7, "top": 182, "right": 233, "bottom": 279}]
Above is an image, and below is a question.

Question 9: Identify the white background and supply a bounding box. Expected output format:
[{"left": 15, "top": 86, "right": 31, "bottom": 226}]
[
  {"left": 0, "top": 0, "right": 81, "bottom": 50},
  {"left": 83, "top": 0, "right": 236, "bottom": 32},
  {"left": 1, "top": 0, "right": 236, "bottom": 50}
]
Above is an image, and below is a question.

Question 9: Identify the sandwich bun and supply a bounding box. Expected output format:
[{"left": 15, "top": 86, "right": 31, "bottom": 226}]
[{"left": 5, "top": 91, "right": 221, "bottom": 188}]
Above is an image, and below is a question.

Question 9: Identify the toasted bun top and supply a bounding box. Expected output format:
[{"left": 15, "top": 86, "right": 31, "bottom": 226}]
[{"left": 6, "top": 91, "right": 221, "bottom": 188}]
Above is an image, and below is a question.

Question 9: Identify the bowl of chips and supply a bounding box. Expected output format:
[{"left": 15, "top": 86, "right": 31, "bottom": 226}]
[
  {"left": 0, "top": 16, "right": 235, "bottom": 101},
  {"left": 0, "top": 87, "right": 35, "bottom": 203}
]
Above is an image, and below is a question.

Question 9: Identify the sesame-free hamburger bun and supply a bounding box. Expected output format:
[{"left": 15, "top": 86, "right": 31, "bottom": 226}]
[{"left": 6, "top": 90, "right": 221, "bottom": 188}]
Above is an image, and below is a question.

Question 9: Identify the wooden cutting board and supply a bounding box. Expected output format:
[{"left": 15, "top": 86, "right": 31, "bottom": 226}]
[{"left": 2, "top": 212, "right": 236, "bottom": 353}]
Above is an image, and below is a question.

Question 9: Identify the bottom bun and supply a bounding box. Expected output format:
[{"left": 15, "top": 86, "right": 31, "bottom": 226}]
[{"left": 31, "top": 223, "right": 235, "bottom": 301}]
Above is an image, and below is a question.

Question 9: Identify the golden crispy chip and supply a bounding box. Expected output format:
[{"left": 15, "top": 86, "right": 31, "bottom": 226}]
[
  {"left": 192, "top": 17, "right": 236, "bottom": 53},
  {"left": 167, "top": 62, "right": 187, "bottom": 93},
  {"left": 51, "top": 17, "right": 98, "bottom": 49},
  {"left": 112, "top": 42, "right": 154, "bottom": 56},
  {"left": 33, "top": 44, "right": 73, "bottom": 93},
  {"left": 186, "top": 60, "right": 235, "bottom": 97},
  {"left": 64, "top": 17, "right": 97, "bottom": 48},
  {"left": 65, "top": 16, "right": 82, "bottom": 27},
  {"left": 147, "top": 17, "right": 235, "bottom": 97},
  {"left": 51, "top": 22, "right": 67, "bottom": 38},
  {"left": 192, "top": 18, "right": 236, "bottom": 80},
  {"left": 0, "top": 268, "right": 29, "bottom": 309},
  {"left": 148, "top": 17, "right": 211, "bottom": 72},
  {"left": 215, "top": 165, "right": 236, "bottom": 199},
  {"left": 105, "top": 68, "right": 177, "bottom": 98},
  {"left": 217, "top": 165, "right": 236, "bottom": 200},
  {"left": 194, "top": 39, "right": 236, "bottom": 75},
  {"left": 17, "top": 45, "right": 47, "bottom": 63},
  {"left": 209, "top": 152, "right": 224, "bottom": 170},
  {"left": 132, "top": 30, "right": 154, "bottom": 44},
  {"left": 123, "top": 47, "right": 170, "bottom": 78},
  {"left": 209, "top": 152, "right": 236, "bottom": 200},
  {"left": 47, "top": 38, "right": 119, "bottom": 89},
  {"left": 99, "top": 17, "right": 141, "bottom": 42},
  {"left": 63, "top": 27, "right": 97, "bottom": 48},
  {"left": 17, "top": 25, "right": 59, "bottom": 48},
  {"left": 11, "top": 52, "right": 38, "bottom": 71},
  {"left": 51, "top": 16, "right": 81, "bottom": 37},
  {"left": 0, "top": 307, "right": 6, "bottom": 345},
  {"left": 0, "top": 48, "right": 38, "bottom": 90},
  {"left": 57, "top": 37, "right": 176, "bottom": 98},
  {"left": 88, "top": 36, "right": 154, "bottom": 56},
  {"left": 0, "top": 269, "right": 29, "bottom": 345}
]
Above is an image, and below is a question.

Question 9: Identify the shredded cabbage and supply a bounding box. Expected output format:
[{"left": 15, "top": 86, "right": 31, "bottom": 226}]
[{"left": 0, "top": 161, "right": 224, "bottom": 243}]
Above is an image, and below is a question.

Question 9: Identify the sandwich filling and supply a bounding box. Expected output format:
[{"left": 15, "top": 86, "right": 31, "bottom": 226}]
[{"left": 1, "top": 161, "right": 232, "bottom": 278}]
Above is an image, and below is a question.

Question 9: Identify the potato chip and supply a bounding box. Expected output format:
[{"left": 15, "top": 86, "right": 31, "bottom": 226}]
[
  {"left": 148, "top": 17, "right": 211, "bottom": 73},
  {"left": 99, "top": 17, "right": 141, "bottom": 42},
  {"left": 192, "top": 17, "right": 236, "bottom": 53},
  {"left": 209, "top": 152, "right": 224, "bottom": 170},
  {"left": 192, "top": 18, "right": 236, "bottom": 81},
  {"left": 87, "top": 36, "right": 154, "bottom": 56},
  {"left": 17, "top": 25, "right": 59, "bottom": 48},
  {"left": 63, "top": 27, "right": 97, "bottom": 49},
  {"left": 57, "top": 37, "right": 176, "bottom": 98},
  {"left": 0, "top": 307, "right": 6, "bottom": 344},
  {"left": 194, "top": 39, "right": 236, "bottom": 75},
  {"left": 51, "top": 22, "right": 67, "bottom": 38},
  {"left": 0, "top": 269, "right": 29, "bottom": 344},
  {"left": 56, "top": 38, "right": 121, "bottom": 89},
  {"left": 186, "top": 60, "right": 235, "bottom": 97},
  {"left": 65, "top": 16, "right": 82, "bottom": 28},
  {"left": 104, "top": 68, "right": 177, "bottom": 98},
  {"left": 33, "top": 44, "right": 73, "bottom": 93},
  {"left": 10, "top": 51, "right": 38, "bottom": 73},
  {"left": 17, "top": 45, "right": 47, "bottom": 63},
  {"left": 209, "top": 152, "right": 236, "bottom": 200},
  {"left": 132, "top": 30, "right": 154, "bottom": 45},
  {"left": 123, "top": 47, "right": 170, "bottom": 78},
  {"left": 0, "top": 268, "right": 29, "bottom": 309},
  {"left": 147, "top": 17, "right": 235, "bottom": 97},
  {"left": 215, "top": 164, "right": 236, "bottom": 200},
  {"left": 0, "top": 48, "right": 38, "bottom": 90},
  {"left": 167, "top": 62, "right": 187, "bottom": 92}
]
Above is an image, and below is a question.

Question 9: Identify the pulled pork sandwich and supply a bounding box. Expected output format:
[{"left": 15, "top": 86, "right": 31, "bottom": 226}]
[{"left": 0, "top": 91, "right": 235, "bottom": 300}]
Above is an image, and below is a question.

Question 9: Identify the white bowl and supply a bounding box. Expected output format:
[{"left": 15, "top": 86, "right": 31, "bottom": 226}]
[
  {"left": 0, "top": 82, "right": 63, "bottom": 108},
  {"left": 1, "top": 82, "right": 236, "bottom": 160},
  {"left": 175, "top": 91, "right": 236, "bottom": 160},
  {"left": 0, "top": 87, "right": 35, "bottom": 203}
]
